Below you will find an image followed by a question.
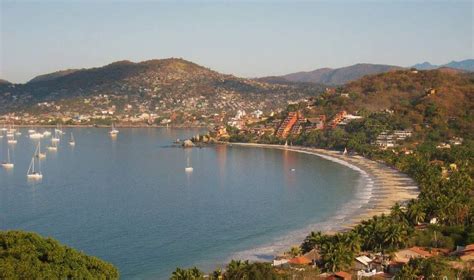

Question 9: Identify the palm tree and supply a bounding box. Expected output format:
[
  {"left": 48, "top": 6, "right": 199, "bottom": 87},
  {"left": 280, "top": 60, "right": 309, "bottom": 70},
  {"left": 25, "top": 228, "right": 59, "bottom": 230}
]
[
  {"left": 226, "top": 260, "right": 249, "bottom": 279},
  {"left": 288, "top": 246, "right": 301, "bottom": 257},
  {"left": 170, "top": 268, "right": 188, "bottom": 280},
  {"left": 321, "top": 241, "right": 353, "bottom": 272},
  {"left": 407, "top": 200, "right": 426, "bottom": 225},
  {"left": 301, "top": 231, "right": 325, "bottom": 253},
  {"left": 170, "top": 267, "right": 204, "bottom": 280},
  {"left": 390, "top": 203, "right": 407, "bottom": 224}
]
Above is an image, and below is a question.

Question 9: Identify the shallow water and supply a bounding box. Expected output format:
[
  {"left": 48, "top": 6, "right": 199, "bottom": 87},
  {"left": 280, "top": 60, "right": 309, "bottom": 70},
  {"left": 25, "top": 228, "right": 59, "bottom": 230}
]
[{"left": 0, "top": 128, "right": 362, "bottom": 279}]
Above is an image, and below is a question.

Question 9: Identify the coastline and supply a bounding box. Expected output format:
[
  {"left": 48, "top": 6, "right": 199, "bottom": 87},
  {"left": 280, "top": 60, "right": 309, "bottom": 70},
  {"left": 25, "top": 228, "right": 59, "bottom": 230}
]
[
  {"left": 7, "top": 124, "right": 209, "bottom": 128},
  {"left": 226, "top": 142, "right": 419, "bottom": 261}
]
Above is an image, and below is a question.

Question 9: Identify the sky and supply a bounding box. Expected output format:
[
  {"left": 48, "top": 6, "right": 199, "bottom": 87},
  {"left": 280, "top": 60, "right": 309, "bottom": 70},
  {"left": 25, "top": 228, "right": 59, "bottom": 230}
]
[{"left": 0, "top": 0, "right": 472, "bottom": 83}]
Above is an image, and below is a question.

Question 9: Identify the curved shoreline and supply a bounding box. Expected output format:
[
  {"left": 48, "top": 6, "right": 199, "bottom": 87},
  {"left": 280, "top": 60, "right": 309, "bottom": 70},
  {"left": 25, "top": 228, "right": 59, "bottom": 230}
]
[{"left": 226, "top": 143, "right": 419, "bottom": 261}]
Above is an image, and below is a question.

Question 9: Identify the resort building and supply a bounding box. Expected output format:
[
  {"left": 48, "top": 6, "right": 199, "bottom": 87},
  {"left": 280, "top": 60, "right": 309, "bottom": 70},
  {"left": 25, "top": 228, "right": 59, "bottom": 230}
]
[
  {"left": 328, "top": 110, "right": 347, "bottom": 129},
  {"left": 306, "top": 115, "right": 326, "bottom": 131},
  {"left": 276, "top": 112, "right": 299, "bottom": 138}
]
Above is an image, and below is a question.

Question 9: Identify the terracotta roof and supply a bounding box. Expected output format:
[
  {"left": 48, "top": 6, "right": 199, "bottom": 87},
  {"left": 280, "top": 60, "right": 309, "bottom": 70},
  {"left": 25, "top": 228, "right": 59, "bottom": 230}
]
[
  {"left": 288, "top": 256, "right": 312, "bottom": 265},
  {"left": 464, "top": 244, "right": 474, "bottom": 252},
  {"left": 407, "top": 247, "right": 433, "bottom": 257},
  {"left": 334, "top": 271, "right": 352, "bottom": 279}
]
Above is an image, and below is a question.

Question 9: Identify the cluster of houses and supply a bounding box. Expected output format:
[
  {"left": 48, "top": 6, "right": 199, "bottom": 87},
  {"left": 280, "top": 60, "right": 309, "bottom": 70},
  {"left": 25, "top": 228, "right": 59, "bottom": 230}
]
[
  {"left": 436, "top": 137, "right": 464, "bottom": 149},
  {"left": 374, "top": 130, "right": 413, "bottom": 149},
  {"left": 272, "top": 245, "right": 474, "bottom": 279}
]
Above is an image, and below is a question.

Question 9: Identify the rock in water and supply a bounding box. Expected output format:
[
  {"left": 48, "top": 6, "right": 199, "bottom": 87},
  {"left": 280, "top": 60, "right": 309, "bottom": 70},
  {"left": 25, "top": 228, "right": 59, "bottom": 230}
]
[{"left": 183, "top": 139, "right": 195, "bottom": 147}]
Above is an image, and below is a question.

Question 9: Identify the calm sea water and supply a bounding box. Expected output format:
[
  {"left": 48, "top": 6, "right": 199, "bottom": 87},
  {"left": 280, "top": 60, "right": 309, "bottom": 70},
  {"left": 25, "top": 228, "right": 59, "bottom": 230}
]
[{"left": 0, "top": 128, "right": 361, "bottom": 279}]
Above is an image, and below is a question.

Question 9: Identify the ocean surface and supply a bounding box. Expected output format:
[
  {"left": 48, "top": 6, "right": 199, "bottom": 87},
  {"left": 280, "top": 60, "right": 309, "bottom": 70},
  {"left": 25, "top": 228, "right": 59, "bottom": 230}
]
[{"left": 0, "top": 128, "right": 364, "bottom": 279}]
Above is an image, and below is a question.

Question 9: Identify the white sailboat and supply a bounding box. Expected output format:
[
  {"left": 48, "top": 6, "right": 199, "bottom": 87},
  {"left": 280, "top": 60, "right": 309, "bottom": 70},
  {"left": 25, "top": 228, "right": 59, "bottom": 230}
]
[
  {"left": 36, "top": 142, "right": 46, "bottom": 159},
  {"left": 342, "top": 147, "right": 348, "bottom": 156},
  {"left": 30, "top": 132, "right": 44, "bottom": 139},
  {"left": 51, "top": 130, "right": 60, "bottom": 143},
  {"left": 43, "top": 130, "right": 52, "bottom": 137},
  {"left": 69, "top": 133, "right": 75, "bottom": 146},
  {"left": 109, "top": 123, "right": 119, "bottom": 136},
  {"left": 47, "top": 139, "right": 58, "bottom": 151},
  {"left": 185, "top": 157, "right": 193, "bottom": 172},
  {"left": 27, "top": 152, "right": 42, "bottom": 180},
  {"left": 7, "top": 134, "right": 17, "bottom": 144},
  {"left": 2, "top": 149, "right": 14, "bottom": 169}
]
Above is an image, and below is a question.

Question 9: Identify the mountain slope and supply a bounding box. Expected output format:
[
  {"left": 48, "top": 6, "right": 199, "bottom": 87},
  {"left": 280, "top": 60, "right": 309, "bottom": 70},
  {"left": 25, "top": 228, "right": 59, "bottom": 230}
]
[
  {"left": 0, "top": 79, "right": 11, "bottom": 85},
  {"left": 28, "top": 69, "right": 80, "bottom": 83},
  {"left": 0, "top": 58, "right": 322, "bottom": 124},
  {"left": 266, "top": 63, "right": 402, "bottom": 85}
]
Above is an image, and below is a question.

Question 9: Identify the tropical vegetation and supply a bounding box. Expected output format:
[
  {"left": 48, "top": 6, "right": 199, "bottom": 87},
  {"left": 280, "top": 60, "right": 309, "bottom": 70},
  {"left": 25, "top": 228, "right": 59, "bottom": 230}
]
[{"left": 0, "top": 230, "right": 119, "bottom": 279}]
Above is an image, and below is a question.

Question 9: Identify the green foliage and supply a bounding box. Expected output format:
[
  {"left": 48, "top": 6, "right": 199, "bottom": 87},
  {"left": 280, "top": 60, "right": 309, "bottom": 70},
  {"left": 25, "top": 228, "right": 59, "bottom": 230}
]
[
  {"left": 225, "top": 260, "right": 277, "bottom": 280},
  {"left": 395, "top": 257, "right": 455, "bottom": 279},
  {"left": 170, "top": 267, "right": 204, "bottom": 280},
  {"left": 0, "top": 230, "right": 119, "bottom": 279}
]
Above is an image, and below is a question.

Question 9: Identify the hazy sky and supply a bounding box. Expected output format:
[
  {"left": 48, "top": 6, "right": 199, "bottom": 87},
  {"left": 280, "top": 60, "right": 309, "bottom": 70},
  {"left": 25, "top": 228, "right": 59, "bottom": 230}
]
[{"left": 1, "top": 0, "right": 472, "bottom": 83}]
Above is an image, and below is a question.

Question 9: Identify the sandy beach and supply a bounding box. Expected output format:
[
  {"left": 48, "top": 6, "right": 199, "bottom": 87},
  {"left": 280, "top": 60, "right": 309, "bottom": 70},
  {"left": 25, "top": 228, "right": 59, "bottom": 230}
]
[{"left": 230, "top": 143, "right": 419, "bottom": 232}]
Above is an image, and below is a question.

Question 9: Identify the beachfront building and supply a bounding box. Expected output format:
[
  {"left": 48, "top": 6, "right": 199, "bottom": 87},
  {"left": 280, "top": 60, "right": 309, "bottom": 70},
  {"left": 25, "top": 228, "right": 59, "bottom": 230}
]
[
  {"left": 276, "top": 112, "right": 299, "bottom": 138},
  {"left": 306, "top": 115, "right": 326, "bottom": 131}
]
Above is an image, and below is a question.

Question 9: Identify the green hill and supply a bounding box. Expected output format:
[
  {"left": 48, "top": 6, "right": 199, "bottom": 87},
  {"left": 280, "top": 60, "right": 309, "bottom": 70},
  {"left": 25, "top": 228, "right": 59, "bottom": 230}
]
[{"left": 0, "top": 230, "right": 119, "bottom": 279}]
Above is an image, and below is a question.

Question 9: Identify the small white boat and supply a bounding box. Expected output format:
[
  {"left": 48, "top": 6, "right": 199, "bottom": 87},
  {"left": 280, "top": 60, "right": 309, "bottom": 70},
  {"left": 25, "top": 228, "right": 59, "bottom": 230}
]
[
  {"left": 109, "top": 123, "right": 119, "bottom": 135},
  {"left": 28, "top": 129, "right": 36, "bottom": 134},
  {"left": 27, "top": 154, "right": 42, "bottom": 180},
  {"left": 30, "top": 132, "right": 44, "bottom": 139},
  {"left": 342, "top": 147, "right": 348, "bottom": 156},
  {"left": 15, "top": 131, "right": 21, "bottom": 136},
  {"left": 1, "top": 149, "right": 14, "bottom": 169},
  {"left": 35, "top": 142, "right": 46, "bottom": 159},
  {"left": 43, "top": 130, "right": 52, "bottom": 137},
  {"left": 69, "top": 133, "right": 75, "bottom": 146},
  {"left": 51, "top": 130, "right": 60, "bottom": 142},
  {"left": 185, "top": 157, "right": 193, "bottom": 172},
  {"left": 0, "top": 126, "right": 7, "bottom": 132},
  {"left": 7, "top": 135, "right": 17, "bottom": 144},
  {"left": 47, "top": 140, "right": 58, "bottom": 151}
]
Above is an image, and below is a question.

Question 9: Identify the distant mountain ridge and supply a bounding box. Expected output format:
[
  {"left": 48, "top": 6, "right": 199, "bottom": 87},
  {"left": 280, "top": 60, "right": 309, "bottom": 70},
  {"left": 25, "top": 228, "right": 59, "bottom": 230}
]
[
  {"left": 261, "top": 63, "right": 402, "bottom": 85},
  {"left": 0, "top": 79, "right": 11, "bottom": 85},
  {"left": 412, "top": 59, "right": 474, "bottom": 71}
]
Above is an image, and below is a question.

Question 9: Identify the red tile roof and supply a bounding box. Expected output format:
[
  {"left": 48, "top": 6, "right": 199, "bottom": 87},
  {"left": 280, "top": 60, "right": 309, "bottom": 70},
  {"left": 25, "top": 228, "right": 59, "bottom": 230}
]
[
  {"left": 464, "top": 244, "right": 474, "bottom": 252},
  {"left": 288, "top": 256, "right": 312, "bottom": 265},
  {"left": 408, "top": 246, "right": 433, "bottom": 257},
  {"left": 334, "top": 271, "right": 352, "bottom": 279}
]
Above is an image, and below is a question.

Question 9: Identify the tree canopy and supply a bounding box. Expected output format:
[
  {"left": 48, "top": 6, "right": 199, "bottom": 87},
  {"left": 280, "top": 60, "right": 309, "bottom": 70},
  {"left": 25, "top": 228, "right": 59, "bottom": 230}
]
[{"left": 0, "top": 230, "right": 119, "bottom": 279}]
